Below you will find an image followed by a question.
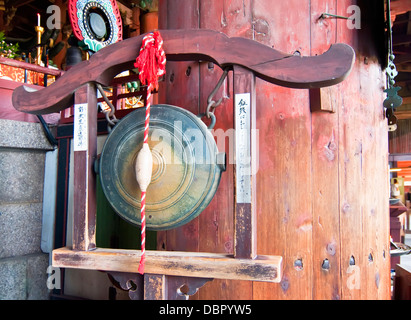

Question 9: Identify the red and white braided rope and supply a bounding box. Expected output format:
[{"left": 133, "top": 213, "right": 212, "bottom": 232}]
[
  {"left": 135, "top": 31, "right": 166, "bottom": 274},
  {"left": 137, "top": 84, "right": 151, "bottom": 275}
]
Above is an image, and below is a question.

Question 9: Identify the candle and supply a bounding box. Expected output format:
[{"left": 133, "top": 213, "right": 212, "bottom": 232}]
[{"left": 37, "top": 13, "right": 40, "bottom": 26}]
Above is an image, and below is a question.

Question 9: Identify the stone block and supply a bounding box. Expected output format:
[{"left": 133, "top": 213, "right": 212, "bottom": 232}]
[
  {"left": 26, "top": 254, "right": 50, "bottom": 300},
  {"left": 0, "top": 149, "right": 45, "bottom": 203},
  {"left": 0, "top": 253, "right": 50, "bottom": 300},
  {"left": 0, "top": 203, "right": 43, "bottom": 258},
  {"left": 0, "top": 119, "right": 54, "bottom": 151},
  {"left": 0, "top": 257, "right": 27, "bottom": 300}
]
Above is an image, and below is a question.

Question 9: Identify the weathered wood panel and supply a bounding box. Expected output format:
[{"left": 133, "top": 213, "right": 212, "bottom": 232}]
[
  {"left": 72, "top": 84, "right": 97, "bottom": 251},
  {"left": 252, "top": 0, "right": 313, "bottom": 300},
  {"left": 198, "top": 3, "right": 254, "bottom": 297},
  {"left": 389, "top": 119, "right": 411, "bottom": 154},
  {"left": 310, "top": 0, "right": 342, "bottom": 300},
  {"left": 158, "top": 0, "right": 390, "bottom": 300},
  {"left": 157, "top": 0, "right": 201, "bottom": 265},
  {"left": 337, "top": 0, "right": 390, "bottom": 300},
  {"left": 52, "top": 247, "right": 282, "bottom": 283}
]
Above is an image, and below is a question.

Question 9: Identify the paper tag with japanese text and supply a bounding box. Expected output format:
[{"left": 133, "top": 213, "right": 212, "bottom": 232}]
[
  {"left": 73, "top": 103, "right": 88, "bottom": 151},
  {"left": 235, "top": 93, "right": 251, "bottom": 203}
]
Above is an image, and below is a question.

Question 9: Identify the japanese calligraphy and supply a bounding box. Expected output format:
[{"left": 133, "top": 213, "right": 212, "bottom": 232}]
[
  {"left": 73, "top": 103, "right": 88, "bottom": 151},
  {"left": 235, "top": 93, "right": 251, "bottom": 204}
]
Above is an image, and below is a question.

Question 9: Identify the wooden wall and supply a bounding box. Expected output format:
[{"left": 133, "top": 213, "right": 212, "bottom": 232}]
[
  {"left": 157, "top": 0, "right": 390, "bottom": 300},
  {"left": 390, "top": 119, "right": 411, "bottom": 154}
]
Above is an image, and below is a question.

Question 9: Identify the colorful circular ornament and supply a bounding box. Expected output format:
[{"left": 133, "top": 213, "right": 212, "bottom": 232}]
[{"left": 68, "top": 0, "right": 123, "bottom": 52}]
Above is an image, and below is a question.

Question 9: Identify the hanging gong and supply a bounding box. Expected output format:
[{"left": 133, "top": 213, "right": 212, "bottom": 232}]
[{"left": 98, "top": 104, "right": 226, "bottom": 231}]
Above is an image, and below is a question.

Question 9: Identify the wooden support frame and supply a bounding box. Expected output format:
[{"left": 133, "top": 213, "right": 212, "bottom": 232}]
[
  {"left": 12, "top": 29, "right": 355, "bottom": 300},
  {"left": 50, "top": 70, "right": 282, "bottom": 299},
  {"left": 51, "top": 67, "right": 282, "bottom": 300},
  {"left": 72, "top": 84, "right": 97, "bottom": 251},
  {"left": 52, "top": 247, "right": 282, "bottom": 283}
]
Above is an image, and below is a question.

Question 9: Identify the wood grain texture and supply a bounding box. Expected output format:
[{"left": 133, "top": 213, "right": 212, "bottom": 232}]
[
  {"left": 233, "top": 66, "right": 257, "bottom": 259},
  {"left": 52, "top": 247, "right": 282, "bottom": 283},
  {"left": 144, "top": 274, "right": 166, "bottom": 300},
  {"left": 45, "top": 0, "right": 389, "bottom": 300},
  {"left": 389, "top": 119, "right": 411, "bottom": 154},
  {"left": 157, "top": 0, "right": 389, "bottom": 300},
  {"left": 72, "top": 84, "right": 97, "bottom": 251},
  {"left": 310, "top": 0, "right": 341, "bottom": 300},
  {"left": 394, "top": 264, "right": 411, "bottom": 300},
  {"left": 12, "top": 29, "right": 354, "bottom": 115},
  {"left": 252, "top": 0, "right": 313, "bottom": 300},
  {"left": 156, "top": 1, "right": 201, "bottom": 289}
]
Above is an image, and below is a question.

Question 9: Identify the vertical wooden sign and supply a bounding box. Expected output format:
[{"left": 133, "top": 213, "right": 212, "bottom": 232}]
[
  {"left": 72, "top": 83, "right": 97, "bottom": 251},
  {"left": 233, "top": 66, "right": 257, "bottom": 259}
]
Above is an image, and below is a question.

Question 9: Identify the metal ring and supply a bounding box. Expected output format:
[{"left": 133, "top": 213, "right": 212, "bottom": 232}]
[{"left": 197, "top": 112, "right": 216, "bottom": 130}]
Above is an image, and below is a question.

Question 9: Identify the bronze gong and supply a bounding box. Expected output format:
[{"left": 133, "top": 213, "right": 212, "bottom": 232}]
[{"left": 98, "top": 104, "right": 226, "bottom": 231}]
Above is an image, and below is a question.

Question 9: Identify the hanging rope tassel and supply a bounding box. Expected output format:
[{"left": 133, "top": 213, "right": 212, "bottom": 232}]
[{"left": 134, "top": 31, "right": 166, "bottom": 275}]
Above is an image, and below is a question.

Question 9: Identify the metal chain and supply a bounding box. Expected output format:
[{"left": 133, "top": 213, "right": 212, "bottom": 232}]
[
  {"left": 97, "top": 83, "right": 119, "bottom": 131},
  {"left": 206, "top": 67, "right": 230, "bottom": 119}
]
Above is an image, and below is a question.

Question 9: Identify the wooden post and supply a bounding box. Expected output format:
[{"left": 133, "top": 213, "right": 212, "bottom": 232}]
[
  {"left": 144, "top": 274, "right": 166, "bottom": 300},
  {"left": 233, "top": 65, "right": 257, "bottom": 259},
  {"left": 72, "top": 83, "right": 97, "bottom": 251}
]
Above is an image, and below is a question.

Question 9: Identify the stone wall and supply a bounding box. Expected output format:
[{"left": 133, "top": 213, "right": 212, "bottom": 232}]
[{"left": 0, "top": 119, "right": 54, "bottom": 300}]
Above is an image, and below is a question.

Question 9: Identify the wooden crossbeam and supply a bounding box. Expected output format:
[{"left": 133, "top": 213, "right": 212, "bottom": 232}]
[{"left": 52, "top": 247, "right": 283, "bottom": 283}]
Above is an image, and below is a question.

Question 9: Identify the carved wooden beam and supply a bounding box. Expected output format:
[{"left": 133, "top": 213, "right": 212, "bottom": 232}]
[{"left": 12, "top": 29, "right": 355, "bottom": 115}]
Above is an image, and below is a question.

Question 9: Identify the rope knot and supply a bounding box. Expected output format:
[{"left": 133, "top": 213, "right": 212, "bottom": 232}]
[{"left": 134, "top": 31, "right": 166, "bottom": 91}]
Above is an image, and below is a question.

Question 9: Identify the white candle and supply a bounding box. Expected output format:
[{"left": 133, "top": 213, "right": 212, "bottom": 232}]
[{"left": 37, "top": 13, "right": 40, "bottom": 26}]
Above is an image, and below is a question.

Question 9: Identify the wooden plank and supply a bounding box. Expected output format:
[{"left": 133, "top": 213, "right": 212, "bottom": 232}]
[
  {"left": 233, "top": 65, "right": 257, "bottom": 259},
  {"left": 12, "top": 29, "right": 355, "bottom": 115},
  {"left": 336, "top": 0, "right": 390, "bottom": 300},
  {"left": 52, "top": 247, "right": 282, "bottom": 283},
  {"left": 389, "top": 119, "right": 411, "bottom": 153},
  {"left": 336, "top": 0, "right": 365, "bottom": 300},
  {"left": 196, "top": 0, "right": 254, "bottom": 300},
  {"left": 72, "top": 84, "right": 97, "bottom": 251},
  {"left": 310, "top": 0, "right": 341, "bottom": 300},
  {"left": 156, "top": 0, "right": 200, "bottom": 272},
  {"left": 252, "top": 0, "right": 313, "bottom": 300}
]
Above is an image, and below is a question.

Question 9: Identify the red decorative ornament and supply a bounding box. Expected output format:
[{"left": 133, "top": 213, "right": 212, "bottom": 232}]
[
  {"left": 134, "top": 31, "right": 166, "bottom": 91},
  {"left": 68, "top": 0, "right": 123, "bottom": 51}
]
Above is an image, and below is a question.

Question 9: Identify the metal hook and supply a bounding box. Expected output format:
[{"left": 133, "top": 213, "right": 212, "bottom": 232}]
[{"left": 206, "top": 67, "right": 230, "bottom": 118}]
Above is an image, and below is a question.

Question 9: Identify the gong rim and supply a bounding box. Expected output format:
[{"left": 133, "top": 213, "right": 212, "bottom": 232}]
[{"left": 99, "top": 104, "right": 224, "bottom": 231}]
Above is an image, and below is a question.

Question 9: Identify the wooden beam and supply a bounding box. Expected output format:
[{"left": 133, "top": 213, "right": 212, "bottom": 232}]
[
  {"left": 52, "top": 247, "right": 283, "bottom": 283},
  {"left": 12, "top": 29, "right": 355, "bottom": 115},
  {"left": 72, "top": 84, "right": 97, "bottom": 251}
]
